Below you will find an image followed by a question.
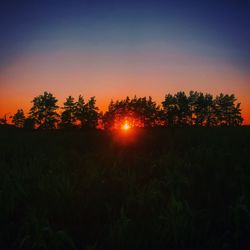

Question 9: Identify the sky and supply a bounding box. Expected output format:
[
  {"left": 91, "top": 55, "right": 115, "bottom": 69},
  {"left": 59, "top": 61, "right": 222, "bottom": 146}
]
[{"left": 0, "top": 0, "right": 249, "bottom": 123}]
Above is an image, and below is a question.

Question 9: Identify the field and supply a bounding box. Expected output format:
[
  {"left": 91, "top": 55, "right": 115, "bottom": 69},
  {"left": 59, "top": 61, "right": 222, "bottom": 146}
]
[{"left": 0, "top": 127, "right": 250, "bottom": 250}]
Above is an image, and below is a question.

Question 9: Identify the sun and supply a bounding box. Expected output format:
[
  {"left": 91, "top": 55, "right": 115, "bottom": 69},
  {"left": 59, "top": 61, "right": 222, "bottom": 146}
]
[{"left": 122, "top": 121, "right": 131, "bottom": 131}]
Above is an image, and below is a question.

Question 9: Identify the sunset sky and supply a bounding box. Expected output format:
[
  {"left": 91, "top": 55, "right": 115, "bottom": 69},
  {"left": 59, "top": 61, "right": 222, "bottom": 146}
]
[{"left": 0, "top": 0, "right": 249, "bottom": 123}]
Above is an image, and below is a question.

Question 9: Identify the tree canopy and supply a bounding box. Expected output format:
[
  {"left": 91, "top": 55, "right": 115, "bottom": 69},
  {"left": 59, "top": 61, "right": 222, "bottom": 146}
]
[
  {"left": 103, "top": 96, "right": 162, "bottom": 129},
  {"left": 29, "top": 91, "right": 59, "bottom": 129},
  {"left": 162, "top": 91, "right": 243, "bottom": 127},
  {"left": 60, "top": 96, "right": 77, "bottom": 129},
  {"left": 75, "top": 96, "right": 99, "bottom": 129},
  {"left": 12, "top": 109, "right": 25, "bottom": 128},
  {"left": 7, "top": 91, "right": 243, "bottom": 129}
]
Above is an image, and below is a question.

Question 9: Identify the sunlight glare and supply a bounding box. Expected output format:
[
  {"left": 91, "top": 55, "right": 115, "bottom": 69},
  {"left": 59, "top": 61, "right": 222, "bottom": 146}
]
[{"left": 122, "top": 121, "right": 131, "bottom": 131}]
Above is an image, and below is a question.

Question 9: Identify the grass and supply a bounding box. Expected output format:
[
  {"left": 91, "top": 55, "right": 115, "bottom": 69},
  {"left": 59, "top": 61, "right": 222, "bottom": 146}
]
[{"left": 0, "top": 127, "right": 250, "bottom": 249}]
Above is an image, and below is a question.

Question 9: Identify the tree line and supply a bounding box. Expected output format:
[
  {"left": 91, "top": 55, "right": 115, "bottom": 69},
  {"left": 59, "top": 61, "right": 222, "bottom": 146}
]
[{"left": 1, "top": 91, "right": 243, "bottom": 129}]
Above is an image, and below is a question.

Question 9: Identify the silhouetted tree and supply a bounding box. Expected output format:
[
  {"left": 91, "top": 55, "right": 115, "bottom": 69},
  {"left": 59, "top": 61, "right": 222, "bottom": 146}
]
[
  {"left": 7, "top": 90, "right": 244, "bottom": 130},
  {"left": 60, "top": 96, "right": 77, "bottom": 129},
  {"left": 75, "top": 95, "right": 99, "bottom": 129},
  {"left": 162, "top": 92, "right": 190, "bottom": 127},
  {"left": 188, "top": 91, "right": 216, "bottom": 126},
  {"left": 162, "top": 94, "right": 178, "bottom": 127},
  {"left": 84, "top": 97, "right": 99, "bottom": 128},
  {"left": 134, "top": 96, "right": 161, "bottom": 127},
  {"left": 162, "top": 91, "right": 243, "bottom": 127},
  {"left": 175, "top": 92, "right": 190, "bottom": 126},
  {"left": 103, "top": 96, "right": 161, "bottom": 129},
  {"left": 231, "top": 103, "right": 243, "bottom": 126},
  {"left": 12, "top": 109, "right": 25, "bottom": 128},
  {"left": 75, "top": 95, "right": 86, "bottom": 128},
  {"left": 29, "top": 91, "right": 59, "bottom": 129},
  {"left": 215, "top": 94, "right": 243, "bottom": 126}
]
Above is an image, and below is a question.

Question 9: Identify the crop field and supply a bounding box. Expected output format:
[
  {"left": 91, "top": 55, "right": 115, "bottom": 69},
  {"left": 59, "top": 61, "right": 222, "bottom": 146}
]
[{"left": 0, "top": 127, "right": 250, "bottom": 249}]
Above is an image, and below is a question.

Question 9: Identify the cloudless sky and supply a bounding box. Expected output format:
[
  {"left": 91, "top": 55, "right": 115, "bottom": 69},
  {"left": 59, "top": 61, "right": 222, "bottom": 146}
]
[{"left": 0, "top": 0, "right": 249, "bottom": 123}]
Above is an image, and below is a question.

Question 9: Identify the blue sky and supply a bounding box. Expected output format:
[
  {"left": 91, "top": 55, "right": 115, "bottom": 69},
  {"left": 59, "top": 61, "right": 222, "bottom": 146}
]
[{"left": 0, "top": 0, "right": 249, "bottom": 70}]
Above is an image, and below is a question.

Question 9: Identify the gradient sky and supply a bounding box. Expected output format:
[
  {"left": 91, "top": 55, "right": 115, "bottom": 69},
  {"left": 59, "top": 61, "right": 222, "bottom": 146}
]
[{"left": 0, "top": 0, "right": 249, "bottom": 123}]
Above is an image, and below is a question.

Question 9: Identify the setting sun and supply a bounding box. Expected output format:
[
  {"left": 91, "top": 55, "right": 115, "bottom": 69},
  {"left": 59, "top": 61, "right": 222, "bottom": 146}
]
[{"left": 122, "top": 121, "right": 131, "bottom": 131}]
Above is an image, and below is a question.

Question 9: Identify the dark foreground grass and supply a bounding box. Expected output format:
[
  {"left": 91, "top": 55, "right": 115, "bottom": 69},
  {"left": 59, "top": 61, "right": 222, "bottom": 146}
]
[{"left": 0, "top": 127, "right": 250, "bottom": 250}]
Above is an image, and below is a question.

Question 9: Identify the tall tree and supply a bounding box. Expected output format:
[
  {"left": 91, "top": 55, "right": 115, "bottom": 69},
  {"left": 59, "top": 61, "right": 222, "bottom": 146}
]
[
  {"left": 231, "top": 102, "right": 243, "bottom": 126},
  {"left": 175, "top": 92, "right": 190, "bottom": 126},
  {"left": 162, "top": 94, "right": 178, "bottom": 127},
  {"left": 203, "top": 94, "right": 216, "bottom": 127},
  {"left": 84, "top": 97, "right": 99, "bottom": 129},
  {"left": 29, "top": 91, "right": 59, "bottom": 129},
  {"left": 12, "top": 109, "right": 25, "bottom": 128},
  {"left": 188, "top": 91, "right": 215, "bottom": 126},
  {"left": 215, "top": 94, "right": 243, "bottom": 126},
  {"left": 75, "top": 95, "right": 86, "bottom": 128},
  {"left": 60, "top": 96, "right": 77, "bottom": 129},
  {"left": 75, "top": 96, "right": 99, "bottom": 129}
]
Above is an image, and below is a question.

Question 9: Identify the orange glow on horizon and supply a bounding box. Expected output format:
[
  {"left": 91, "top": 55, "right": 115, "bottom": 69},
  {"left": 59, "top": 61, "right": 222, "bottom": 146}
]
[{"left": 0, "top": 48, "right": 249, "bottom": 125}]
